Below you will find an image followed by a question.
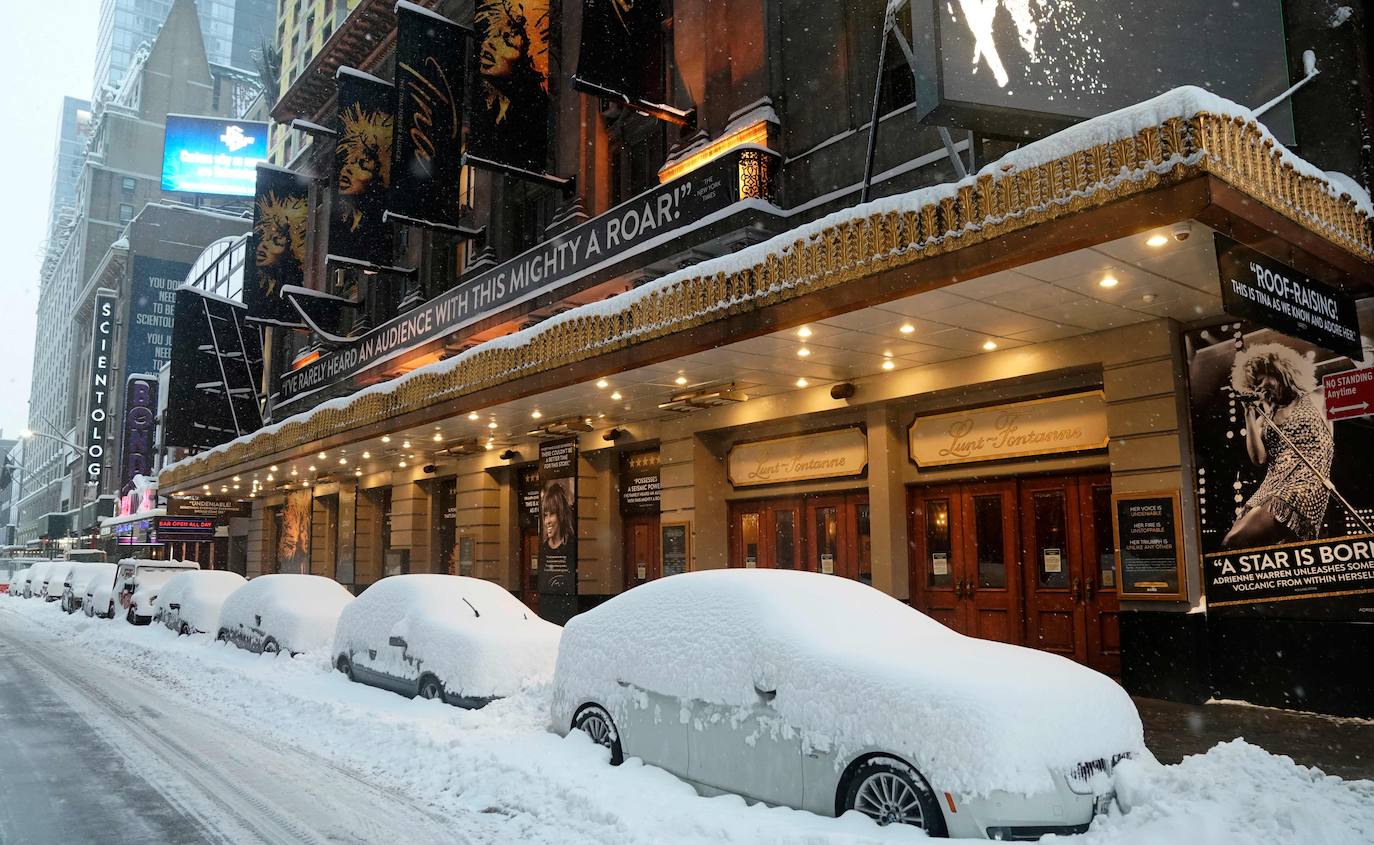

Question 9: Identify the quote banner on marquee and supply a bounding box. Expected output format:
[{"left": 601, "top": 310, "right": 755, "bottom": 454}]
[
  {"left": 387, "top": 1, "right": 471, "bottom": 233},
  {"left": 331, "top": 67, "right": 395, "bottom": 266},
  {"left": 246, "top": 164, "right": 309, "bottom": 327},
  {"left": 467, "top": 0, "right": 553, "bottom": 178},
  {"left": 573, "top": 0, "right": 691, "bottom": 125}
]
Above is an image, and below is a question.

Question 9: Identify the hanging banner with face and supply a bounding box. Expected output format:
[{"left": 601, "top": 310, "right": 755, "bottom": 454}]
[
  {"left": 537, "top": 438, "right": 577, "bottom": 594},
  {"left": 573, "top": 0, "right": 672, "bottom": 121},
  {"left": 1185, "top": 308, "right": 1374, "bottom": 622},
  {"left": 468, "top": 0, "right": 553, "bottom": 175},
  {"left": 330, "top": 68, "right": 395, "bottom": 265},
  {"left": 277, "top": 487, "right": 313, "bottom": 574},
  {"left": 389, "top": 2, "right": 469, "bottom": 231},
  {"left": 246, "top": 164, "right": 309, "bottom": 327}
]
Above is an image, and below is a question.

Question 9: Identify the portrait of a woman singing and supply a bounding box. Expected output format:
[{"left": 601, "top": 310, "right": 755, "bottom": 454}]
[{"left": 1223, "top": 343, "right": 1334, "bottom": 549}]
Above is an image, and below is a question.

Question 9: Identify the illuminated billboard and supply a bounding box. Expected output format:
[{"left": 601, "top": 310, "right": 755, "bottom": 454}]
[{"left": 160, "top": 114, "right": 268, "bottom": 196}]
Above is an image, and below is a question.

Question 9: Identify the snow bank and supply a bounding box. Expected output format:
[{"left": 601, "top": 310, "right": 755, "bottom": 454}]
[
  {"left": 553, "top": 569, "right": 1143, "bottom": 797},
  {"left": 333, "top": 574, "right": 561, "bottom": 699},
  {"left": 218, "top": 574, "right": 354, "bottom": 654}
]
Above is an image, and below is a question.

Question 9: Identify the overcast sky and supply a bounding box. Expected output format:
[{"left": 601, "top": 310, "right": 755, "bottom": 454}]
[{"left": 0, "top": 3, "right": 100, "bottom": 440}]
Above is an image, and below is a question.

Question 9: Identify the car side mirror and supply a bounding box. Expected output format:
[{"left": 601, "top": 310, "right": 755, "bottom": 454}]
[{"left": 388, "top": 635, "right": 408, "bottom": 649}]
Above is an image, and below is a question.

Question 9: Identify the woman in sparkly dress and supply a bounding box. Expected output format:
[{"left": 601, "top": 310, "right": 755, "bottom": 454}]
[{"left": 1223, "top": 343, "right": 1334, "bottom": 549}]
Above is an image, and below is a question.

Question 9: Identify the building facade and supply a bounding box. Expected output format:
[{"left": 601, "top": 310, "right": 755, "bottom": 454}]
[
  {"left": 94, "top": 0, "right": 274, "bottom": 96},
  {"left": 18, "top": 0, "right": 256, "bottom": 547},
  {"left": 43, "top": 97, "right": 94, "bottom": 249},
  {"left": 268, "top": 0, "right": 365, "bottom": 165},
  {"left": 161, "top": 0, "right": 1374, "bottom": 716}
]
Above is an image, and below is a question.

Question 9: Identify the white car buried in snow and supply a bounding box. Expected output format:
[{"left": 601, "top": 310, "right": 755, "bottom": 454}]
[
  {"left": 157, "top": 570, "right": 246, "bottom": 635},
  {"left": 217, "top": 574, "right": 354, "bottom": 656},
  {"left": 333, "top": 574, "right": 561, "bottom": 707},
  {"left": 551, "top": 569, "right": 1144, "bottom": 840},
  {"left": 61, "top": 562, "right": 116, "bottom": 614}
]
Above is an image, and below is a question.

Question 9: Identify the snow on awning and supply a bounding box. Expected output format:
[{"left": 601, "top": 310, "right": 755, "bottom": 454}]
[{"left": 161, "top": 86, "right": 1373, "bottom": 490}]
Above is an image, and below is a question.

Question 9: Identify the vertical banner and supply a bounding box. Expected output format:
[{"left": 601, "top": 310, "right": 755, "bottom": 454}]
[
  {"left": 537, "top": 438, "right": 578, "bottom": 594},
  {"left": 85, "top": 290, "right": 119, "bottom": 490},
  {"left": 118, "top": 375, "right": 158, "bottom": 496},
  {"left": 573, "top": 0, "right": 669, "bottom": 117},
  {"left": 469, "top": 0, "right": 553, "bottom": 175},
  {"left": 127, "top": 256, "right": 190, "bottom": 376},
  {"left": 277, "top": 487, "right": 313, "bottom": 574},
  {"left": 1185, "top": 308, "right": 1374, "bottom": 621},
  {"left": 389, "top": 2, "right": 469, "bottom": 231},
  {"left": 330, "top": 68, "right": 395, "bottom": 265},
  {"left": 246, "top": 164, "right": 309, "bottom": 326}
]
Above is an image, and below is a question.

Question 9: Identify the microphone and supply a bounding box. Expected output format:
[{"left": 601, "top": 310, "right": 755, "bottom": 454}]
[{"left": 1235, "top": 393, "right": 1264, "bottom": 405}]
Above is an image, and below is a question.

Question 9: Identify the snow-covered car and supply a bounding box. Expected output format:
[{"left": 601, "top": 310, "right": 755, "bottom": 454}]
[
  {"left": 86, "top": 571, "right": 120, "bottom": 619},
  {"left": 552, "top": 569, "right": 1144, "bottom": 840},
  {"left": 333, "top": 574, "right": 561, "bottom": 707},
  {"left": 114, "top": 559, "right": 201, "bottom": 624},
  {"left": 158, "top": 570, "right": 246, "bottom": 636},
  {"left": 61, "top": 562, "right": 116, "bottom": 614},
  {"left": 217, "top": 574, "right": 354, "bottom": 656},
  {"left": 26, "top": 561, "right": 65, "bottom": 600},
  {"left": 13, "top": 567, "right": 33, "bottom": 598}
]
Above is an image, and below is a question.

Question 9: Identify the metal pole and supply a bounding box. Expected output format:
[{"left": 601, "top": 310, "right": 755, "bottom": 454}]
[
  {"left": 1251, "top": 402, "right": 1373, "bottom": 534},
  {"left": 860, "top": 9, "right": 895, "bottom": 206}
]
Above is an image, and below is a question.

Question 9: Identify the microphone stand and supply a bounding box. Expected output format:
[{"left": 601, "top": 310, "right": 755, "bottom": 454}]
[{"left": 1247, "top": 399, "right": 1373, "bottom": 534}]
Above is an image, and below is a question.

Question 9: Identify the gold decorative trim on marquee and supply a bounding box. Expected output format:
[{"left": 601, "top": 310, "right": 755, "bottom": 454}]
[{"left": 161, "top": 111, "right": 1373, "bottom": 489}]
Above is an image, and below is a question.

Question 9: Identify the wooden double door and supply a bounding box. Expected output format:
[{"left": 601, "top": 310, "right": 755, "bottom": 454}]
[
  {"left": 909, "top": 474, "right": 1120, "bottom": 675},
  {"left": 728, "top": 493, "right": 872, "bottom": 583}
]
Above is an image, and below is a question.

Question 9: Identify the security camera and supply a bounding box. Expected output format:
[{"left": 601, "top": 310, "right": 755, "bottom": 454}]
[{"left": 1171, "top": 223, "right": 1191, "bottom": 242}]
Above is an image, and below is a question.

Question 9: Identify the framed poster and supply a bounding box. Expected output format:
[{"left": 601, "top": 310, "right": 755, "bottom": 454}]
[
  {"left": 1112, "top": 490, "right": 1186, "bottom": 600},
  {"left": 661, "top": 522, "right": 690, "bottom": 577}
]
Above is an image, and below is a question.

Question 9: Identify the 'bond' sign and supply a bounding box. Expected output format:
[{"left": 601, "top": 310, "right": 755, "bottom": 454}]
[{"left": 1324, "top": 367, "right": 1374, "bottom": 421}]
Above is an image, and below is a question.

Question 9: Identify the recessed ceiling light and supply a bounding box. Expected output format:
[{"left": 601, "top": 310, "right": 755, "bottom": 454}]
[
  {"left": 291, "top": 467, "right": 298, "bottom": 476},
  {"left": 468, "top": 411, "right": 479, "bottom": 420},
  {"left": 433, "top": 432, "right": 443, "bottom": 441},
  {"left": 399, "top": 460, "right": 407, "bottom": 468},
  {"left": 362, "top": 451, "right": 370, "bottom": 459},
  {"left": 354, "top": 469, "right": 362, "bottom": 476},
  {"left": 232, "top": 475, "right": 240, "bottom": 482},
  {"left": 531, "top": 409, "right": 542, "bottom": 419},
  {"left": 674, "top": 375, "right": 687, "bottom": 385},
  {"left": 488, "top": 420, "right": 498, "bottom": 429},
  {"left": 381, "top": 435, "right": 391, "bottom": 443},
  {"left": 797, "top": 347, "right": 811, "bottom": 357},
  {"left": 882, "top": 360, "right": 895, "bottom": 370},
  {"left": 269, "top": 465, "right": 279, "bottom": 472},
  {"left": 611, "top": 391, "right": 623, "bottom": 401},
  {"left": 899, "top": 323, "right": 915, "bottom": 335},
  {"left": 982, "top": 340, "right": 998, "bottom": 351},
  {"left": 266, "top": 474, "right": 274, "bottom": 481},
  {"left": 485, "top": 441, "right": 494, "bottom": 450},
  {"left": 795, "top": 378, "right": 809, "bottom": 388},
  {"left": 317, "top": 451, "right": 327, "bottom": 460},
  {"left": 1141, "top": 293, "right": 1157, "bottom": 304},
  {"left": 339, "top": 457, "right": 348, "bottom": 464},
  {"left": 233, "top": 484, "right": 240, "bottom": 490},
  {"left": 1146, "top": 234, "right": 1169, "bottom": 247},
  {"left": 308, "top": 465, "right": 316, "bottom": 472},
  {"left": 402, "top": 440, "right": 411, "bottom": 449},
  {"left": 797, "top": 325, "right": 812, "bottom": 338},
  {"left": 1099, "top": 275, "right": 1120, "bottom": 289},
  {"left": 595, "top": 379, "right": 609, "bottom": 389}
]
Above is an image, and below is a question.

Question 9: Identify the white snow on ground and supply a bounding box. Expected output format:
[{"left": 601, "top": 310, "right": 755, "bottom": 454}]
[{"left": 3, "top": 596, "right": 1372, "bottom": 844}]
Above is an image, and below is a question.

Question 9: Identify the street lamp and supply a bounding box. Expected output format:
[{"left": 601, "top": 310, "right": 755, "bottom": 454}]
[{"left": 18, "top": 428, "right": 83, "bottom": 452}]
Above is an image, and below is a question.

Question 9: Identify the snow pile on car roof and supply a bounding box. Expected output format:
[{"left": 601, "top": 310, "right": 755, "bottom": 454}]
[
  {"left": 159, "top": 570, "right": 246, "bottom": 633},
  {"left": 334, "top": 574, "right": 560, "bottom": 699},
  {"left": 219, "top": 574, "right": 354, "bottom": 654},
  {"left": 553, "top": 569, "right": 1144, "bottom": 797}
]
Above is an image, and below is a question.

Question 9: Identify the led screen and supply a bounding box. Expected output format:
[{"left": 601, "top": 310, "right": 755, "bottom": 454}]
[{"left": 160, "top": 115, "right": 269, "bottom": 196}]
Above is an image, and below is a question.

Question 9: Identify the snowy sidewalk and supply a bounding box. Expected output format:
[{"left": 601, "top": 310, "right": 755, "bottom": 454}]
[
  {"left": 1137, "top": 696, "right": 1374, "bottom": 781},
  {"left": 1, "top": 598, "right": 1372, "bottom": 844}
]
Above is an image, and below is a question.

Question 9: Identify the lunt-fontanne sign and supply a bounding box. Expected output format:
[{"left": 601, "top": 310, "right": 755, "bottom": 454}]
[
  {"left": 909, "top": 392, "right": 1109, "bottom": 468},
  {"left": 278, "top": 147, "right": 778, "bottom": 406},
  {"left": 728, "top": 428, "right": 869, "bottom": 488}
]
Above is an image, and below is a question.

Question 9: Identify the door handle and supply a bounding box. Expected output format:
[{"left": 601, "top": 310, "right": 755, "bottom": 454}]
[
  {"left": 1071, "top": 577, "right": 1083, "bottom": 604},
  {"left": 952, "top": 579, "right": 963, "bottom": 600},
  {"left": 965, "top": 577, "right": 976, "bottom": 598},
  {"left": 1085, "top": 577, "right": 1096, "bottom": 603}
]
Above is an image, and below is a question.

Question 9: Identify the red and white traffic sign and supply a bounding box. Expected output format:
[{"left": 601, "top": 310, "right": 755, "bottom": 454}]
[{"left": 1323, "top": 367, "right": 1374, "bottom": 421}]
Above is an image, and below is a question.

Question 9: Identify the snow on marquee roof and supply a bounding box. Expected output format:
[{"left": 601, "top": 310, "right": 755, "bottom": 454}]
[{"left": 161, "top": 86, "right": 1373, "bottom": 488}]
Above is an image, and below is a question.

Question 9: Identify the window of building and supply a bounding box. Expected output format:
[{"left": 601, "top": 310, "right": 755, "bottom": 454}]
[
  {"left": 118, "top": 203, "right": 134, "bottom": 222},
  {"left": 121, "top": 176, "right": 136, "bottom": 193}
]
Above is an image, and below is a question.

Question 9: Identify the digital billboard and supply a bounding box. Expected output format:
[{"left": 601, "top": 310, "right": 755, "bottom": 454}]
[
  {"left": 160, "top": 114, "right": 268, "bottom": 196},
  {"left": 910, "top": 0, "right": 1294, "bottom": 143}
]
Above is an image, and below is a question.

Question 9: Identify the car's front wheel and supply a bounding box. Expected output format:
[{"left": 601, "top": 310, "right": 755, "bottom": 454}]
[
  {"left": 572, "top": 704, "right": 624, "bottom": 765},
  {"left": 179, "top": 622, "right": 190, "bottom": 636},
  {"left": 841, "top": 756, "right": 946, "bottom": 835},
  {"left": 336, "top": 655, "right": 354, "bottom": 680},
  {"left": 417, "top": 675, "right": 445, "bottom": 703},
  {"left": 262, "top": 638, "right": 281, "bottom": 655}
]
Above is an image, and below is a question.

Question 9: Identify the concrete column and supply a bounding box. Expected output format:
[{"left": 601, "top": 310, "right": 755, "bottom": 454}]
[
  {"left": 354, "top": 487, "right": 380, "bottom": 588},
  {"left": 659, "top": 429, "right": 729, "bottom": 572},
  {"left": 455, "top": 461, "right": 503, "bottom": 584},
  {"left": 309, "top": 495, "right": 334, "bottom": 578},
  {"left": 576, "top": 451, "right": 613, "bottom": 595},
  {"left": 866, "top": 406, "right": 910, "bottom": 600},
  {"left": 246, "top": 499, "right": 270, "bottom": 578}
]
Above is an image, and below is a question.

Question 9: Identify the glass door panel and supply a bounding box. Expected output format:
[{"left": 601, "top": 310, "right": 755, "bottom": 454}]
[
  {"left": 924, "top": 499, "right": 953, "bottom": 588},
  {"left": 740, "top": 511, "right": 760, "bottom": 568},
  {"left": 1032, "top": 490, "right": 1070, "bottom": 589},
  {"left": 773, "top": 510, "right": 797, "bottom": 570},
  {"left": 813, "top": 506, "right": 839, "bottom": 575},
  {"left": 972, "top": 494, "right": 1006, "bottom": 589},
  {"left": 855, "top": 503, "right": 872, "bottom": 585}
]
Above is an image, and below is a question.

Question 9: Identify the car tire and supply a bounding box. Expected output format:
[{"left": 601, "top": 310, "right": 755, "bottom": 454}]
[
  {"left": 572, "top": 704, "right": 624, "bottom": 766},
  {"left": 417, "top": 675, "right": 445, "bottom": 703},
  {"left": 336, "top": 655, "right": 354, "bottom": 680},
  {"left": 216, "top": 628, "right": 230, "bottom": 643},
  {"left": 179, "top": 622, "right": 190, "bottom": 636},
  {"left": 262, "top": 638, "right": 281, "bottom": 655},
  {"left": 840, "top": 756, "right": 946, "bottom": 835},
  {"left": 126, "top": 607, "right": 137, "bottom": 624}
]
